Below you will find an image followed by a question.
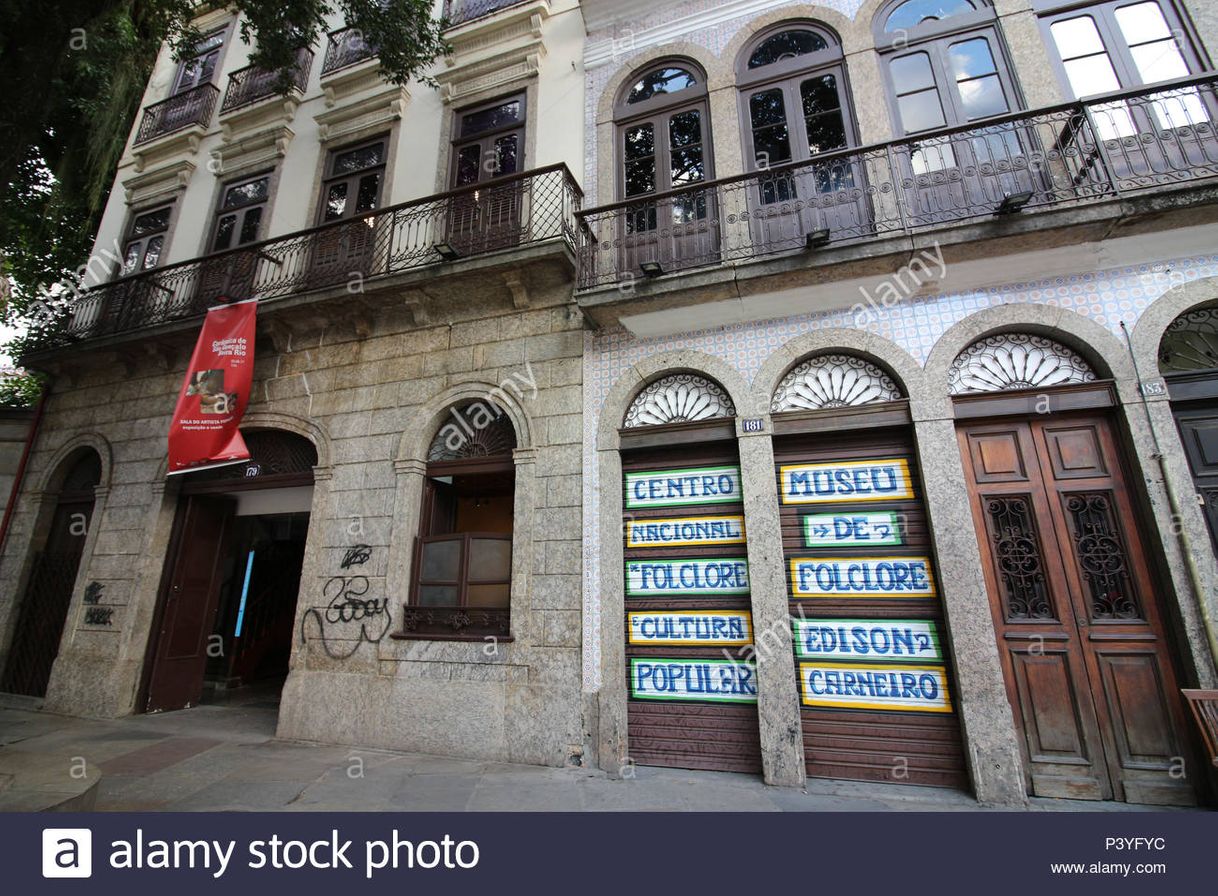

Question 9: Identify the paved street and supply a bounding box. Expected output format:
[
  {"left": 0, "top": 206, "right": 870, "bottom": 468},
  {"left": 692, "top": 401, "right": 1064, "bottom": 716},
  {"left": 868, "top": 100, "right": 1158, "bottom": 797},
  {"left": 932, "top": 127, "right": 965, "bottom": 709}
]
[{"left": 0, "top": 699, "right": 1196, "bottom": 812}]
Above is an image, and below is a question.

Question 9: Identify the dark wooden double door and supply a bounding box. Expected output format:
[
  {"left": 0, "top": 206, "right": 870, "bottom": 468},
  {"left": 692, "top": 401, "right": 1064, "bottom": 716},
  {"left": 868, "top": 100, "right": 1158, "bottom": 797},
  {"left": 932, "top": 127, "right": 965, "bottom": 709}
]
[{"left": 959, "top": 412, "right": 1196, "bottom": 804}]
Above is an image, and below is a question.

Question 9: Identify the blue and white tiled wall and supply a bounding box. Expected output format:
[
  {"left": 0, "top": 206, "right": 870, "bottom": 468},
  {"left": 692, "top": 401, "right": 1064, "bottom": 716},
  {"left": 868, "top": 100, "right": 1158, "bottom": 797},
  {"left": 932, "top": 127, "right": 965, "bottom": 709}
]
[{"left": 579, "top": 252, "right": 1218, "bottom": 689}]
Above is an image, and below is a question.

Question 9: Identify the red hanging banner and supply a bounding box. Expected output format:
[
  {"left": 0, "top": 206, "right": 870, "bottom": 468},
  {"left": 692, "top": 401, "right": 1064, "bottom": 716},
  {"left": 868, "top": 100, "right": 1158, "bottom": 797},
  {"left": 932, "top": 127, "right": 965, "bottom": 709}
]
[{"left": 167, "top": 300, "right": 257, "bottom": 476}]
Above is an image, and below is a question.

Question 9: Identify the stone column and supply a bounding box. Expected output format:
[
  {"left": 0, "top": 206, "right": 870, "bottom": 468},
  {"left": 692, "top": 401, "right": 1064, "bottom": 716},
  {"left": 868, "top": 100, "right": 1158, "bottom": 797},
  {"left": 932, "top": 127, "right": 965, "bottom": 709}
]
[
  {"left": 385, "top": 458, "right": 426, "bottom": 604},
  {"left": 738, "top": 418, "right": 805, "bottom": 787},
  {"left": 912, "top": 413, "right": 1029, "bottom": 806},
  {"left": 596, "top": 443, "right": 629, "bottom": 777}
]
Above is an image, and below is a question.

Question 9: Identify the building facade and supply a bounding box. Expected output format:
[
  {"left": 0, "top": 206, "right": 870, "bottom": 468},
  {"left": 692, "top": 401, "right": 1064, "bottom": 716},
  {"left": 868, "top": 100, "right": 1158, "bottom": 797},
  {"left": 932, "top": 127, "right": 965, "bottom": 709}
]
[
  {"left": 2, "top": 0, "right": 1218, "bottom": 808},
  {"left": 576, "top": 0, "right": 1218, "bottom": 806}
]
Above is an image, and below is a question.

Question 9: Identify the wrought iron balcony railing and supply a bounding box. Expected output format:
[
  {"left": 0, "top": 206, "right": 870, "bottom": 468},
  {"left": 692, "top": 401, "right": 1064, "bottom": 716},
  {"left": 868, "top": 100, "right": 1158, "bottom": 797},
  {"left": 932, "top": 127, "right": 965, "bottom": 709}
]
[
  {"left": 322, "top": 26, "right": 378, "bottom": 75},
  {"left": 39, "top": 165, "right": 581, "bottom": 349},
  {"left": 444, "top": 0, "right": 533, "bottom": 27},
  {"left": 133, "top": 83, "right": 220, "bottom": 145},
  {"left": 221, "top": 48, "right": 314, "bottom": 114},
  {"left": 577, "top": 73, "right": 1218, "bottom": 290}
]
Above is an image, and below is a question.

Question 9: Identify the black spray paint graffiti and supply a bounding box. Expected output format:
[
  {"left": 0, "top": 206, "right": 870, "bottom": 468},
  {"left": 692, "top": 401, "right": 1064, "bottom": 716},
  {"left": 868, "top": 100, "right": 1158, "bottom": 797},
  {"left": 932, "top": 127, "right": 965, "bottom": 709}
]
[
  {"left": 82, "top": 581, "right": 113, "bottom": 626},
  {"left": 300, "top": 545, "right": 392, "bottom": 659},
  {"left": 341, "top": 544, "right": 372, "bottom": 569}
]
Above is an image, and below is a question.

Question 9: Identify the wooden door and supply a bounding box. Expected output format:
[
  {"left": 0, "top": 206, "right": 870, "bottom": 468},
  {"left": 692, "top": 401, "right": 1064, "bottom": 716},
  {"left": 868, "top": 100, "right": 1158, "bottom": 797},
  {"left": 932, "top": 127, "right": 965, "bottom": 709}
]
[
  {"left": 959, "top": 413, "right": 1197, "bottom": 804},
  {"left": 1171, "top": 402, "right": 1218, "bottom": 554},
  {"left": 144, "top": 496, "right": 233, "bottom": 713}
]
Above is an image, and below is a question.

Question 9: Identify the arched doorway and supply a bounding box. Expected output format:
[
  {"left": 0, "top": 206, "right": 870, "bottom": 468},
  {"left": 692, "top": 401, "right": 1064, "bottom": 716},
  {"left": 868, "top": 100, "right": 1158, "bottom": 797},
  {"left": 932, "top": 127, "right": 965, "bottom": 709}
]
[
  {"left": 950, "top": 332, "right": 1197, "bottom": 804},
  {"left": 619, "top": 372, "right": 763, "bottom": 774},
  {"left": 770, "top": 353, "right": 968, "bottom": 788},
  {"left": 0, "top": 450, "right": 101, "bottom": 697},
  {"left": 141, "top": 429, "right": 317, "bottom": 713},
  {"left": 1158, "top": 304, "right": 1218, "bottom": 553}
]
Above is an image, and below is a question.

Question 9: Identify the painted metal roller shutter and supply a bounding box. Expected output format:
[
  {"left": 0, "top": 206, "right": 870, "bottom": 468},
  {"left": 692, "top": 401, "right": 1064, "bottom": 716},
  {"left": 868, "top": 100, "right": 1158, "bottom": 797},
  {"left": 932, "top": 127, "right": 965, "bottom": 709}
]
[
  {"left": 775, "top": 427, "right": 968, "bottom": 789},
  {"left": 622, "top": 444, "right": 763, "bottom": 774}
]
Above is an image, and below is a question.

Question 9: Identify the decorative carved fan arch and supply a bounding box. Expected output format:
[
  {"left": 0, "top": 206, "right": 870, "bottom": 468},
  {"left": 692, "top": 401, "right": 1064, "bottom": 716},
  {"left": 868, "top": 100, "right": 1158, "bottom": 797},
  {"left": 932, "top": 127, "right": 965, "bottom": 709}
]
[
  {"left": 948, "top": 333, "right": 1097, "bottom": 395},
  {"left": 1159, "top": 305, "right": 1218, "bottom": 374},
  {"left": 772, "top": 354, "right": 903, "bottom": 412},
  {"left": 428, "top": 403, "right": 518, "bottom": 462},
  {"left": 624, "top": 373, "right": 736, "bottom": 428}
]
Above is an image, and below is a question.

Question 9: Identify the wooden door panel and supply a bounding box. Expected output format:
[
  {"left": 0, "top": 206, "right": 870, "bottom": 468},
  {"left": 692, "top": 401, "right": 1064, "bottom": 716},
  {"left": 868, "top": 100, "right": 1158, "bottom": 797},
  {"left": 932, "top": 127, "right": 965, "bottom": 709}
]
[
  {"left": 1177, "top": 413, "right": 1218, "bottom": 475},
  {"left": 145, "top": 496, "right": 233, "bottom": 713},
  {"left": 1040, "top": 423, "right": 1109, "bottom": 479},
  {"left": 1009, "top": 648, "right": 1096, "bottom": 763},
  {"left": 1172, "top": 404, "right": 1218, "bottom": 552},
  {"left": 1094, "top": 651, "right": 1179, "bottom": 766},
  {"left": 965, "top": 429, "right": 1029, "bottom": 482}
]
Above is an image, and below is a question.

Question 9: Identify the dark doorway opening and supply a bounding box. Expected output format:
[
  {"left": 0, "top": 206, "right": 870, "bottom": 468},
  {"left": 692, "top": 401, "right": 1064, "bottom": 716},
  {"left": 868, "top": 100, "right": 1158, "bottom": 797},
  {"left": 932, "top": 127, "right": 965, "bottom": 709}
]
[
  {"left": 141, "top": 429, "right": 317, "bottom": 714},
  {"left": 202, "top": 511, "right": 309, "bottom": 705},
  {"left": 0, "top": 450, "right": 101, "bottom": 698}
]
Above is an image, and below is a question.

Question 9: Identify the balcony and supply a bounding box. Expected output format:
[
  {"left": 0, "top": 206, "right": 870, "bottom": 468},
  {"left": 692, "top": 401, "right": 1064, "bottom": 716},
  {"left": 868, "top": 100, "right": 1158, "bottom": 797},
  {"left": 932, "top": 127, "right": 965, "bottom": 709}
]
[
  {"left": 34, "top": 165, "right": 581, "bottom": 350},
  {"left": 321, "top": 26, "right": 377, "bottom": 75},
  {"left": 221, "top": 48, "right": 314, "bottom": 114},
  {"left": 444, "top": 0, "right": 533, "bottom": 27},
  {"left": 577, "top": 74, "right": 1218, "bottom": 293},
  {"left": 133, "top": 84, "right": 220, "bottom": 145}
]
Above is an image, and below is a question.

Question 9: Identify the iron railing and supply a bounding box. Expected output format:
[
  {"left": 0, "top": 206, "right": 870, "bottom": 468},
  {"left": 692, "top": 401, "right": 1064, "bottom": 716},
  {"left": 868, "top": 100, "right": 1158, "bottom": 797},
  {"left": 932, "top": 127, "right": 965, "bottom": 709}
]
[
  {"left": 221, "top": 48, "right": 314, "bottom": 114},
  {"left": 134, "top": 83, "right": 220, "bottom": 145},
  {"left": 42, "top": 165, "right": 581, "bottom": 347},
  {"left": 322, "top": 26, "right": 377, "bottom": 75},
  {"left": 444, "top": 0, "right": 533, "bottom": 27},
  {"left": 577, "top": 73, "right": 1218, "bottom": 290}
]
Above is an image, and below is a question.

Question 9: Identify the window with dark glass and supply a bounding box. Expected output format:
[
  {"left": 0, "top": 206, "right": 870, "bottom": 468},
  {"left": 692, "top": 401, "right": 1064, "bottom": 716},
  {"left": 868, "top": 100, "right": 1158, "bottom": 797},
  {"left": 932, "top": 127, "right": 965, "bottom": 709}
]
[
  {"left": 174, "top": 28, "right": 226, "bottom": 93},
  {"left": 615, "top": 63, "right": 711, "bottom": 230},
  {"left": 120, "top": 205, "right": 172, "bottom": 276},
  {"left": 318, "top": 139, "right": 386, "bottom": 224},
  {"left": 211, "top": 174, "right": 270, "bottom": 252},
  {"left": 738, "top": 25, "right": 854, "bottom": 200},
  {"left": 407, "top": 405, "right": 517, "bottom": 639},
  {"left": 451, "top": 93, "right": 525, "bottom": 189}
]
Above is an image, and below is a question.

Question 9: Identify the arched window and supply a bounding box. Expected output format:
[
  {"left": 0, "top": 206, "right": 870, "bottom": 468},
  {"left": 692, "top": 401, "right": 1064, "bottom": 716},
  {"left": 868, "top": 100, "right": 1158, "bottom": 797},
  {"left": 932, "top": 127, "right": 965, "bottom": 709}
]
[
  {"left": 738, "top": 24, "right": 853, "bottom": 173},
  {"left": 947, "top": 333, "right": 1098, "bottom": 394},
  {"left": 771, "top": 354, "right": 904, "bottom": 412},
  {"left": 614, "top": 60, "right": 713, "bottom": 251},
  {"left": 873, "top": 0, "right": 1020, "bottom": 173},
  {"left": 735, "top": 24, "right": 867, "bottom": 246},
  {"left": 407, "top": 403, "right": 517, "bottom": 638}
]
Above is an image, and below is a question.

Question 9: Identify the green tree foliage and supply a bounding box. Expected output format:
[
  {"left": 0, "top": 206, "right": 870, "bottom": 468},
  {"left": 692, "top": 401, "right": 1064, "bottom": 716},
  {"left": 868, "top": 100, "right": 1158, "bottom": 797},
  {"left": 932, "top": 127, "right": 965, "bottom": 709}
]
[{"left": 0, "top": 0, "right": 448, "bottom": 403}]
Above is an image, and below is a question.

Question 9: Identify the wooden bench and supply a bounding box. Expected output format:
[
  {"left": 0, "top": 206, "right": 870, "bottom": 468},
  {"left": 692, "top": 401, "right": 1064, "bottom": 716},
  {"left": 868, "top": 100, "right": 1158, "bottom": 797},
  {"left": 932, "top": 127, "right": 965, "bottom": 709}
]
[{"left": 1183, "top": 690, "right": 1218, "bottom": 767}]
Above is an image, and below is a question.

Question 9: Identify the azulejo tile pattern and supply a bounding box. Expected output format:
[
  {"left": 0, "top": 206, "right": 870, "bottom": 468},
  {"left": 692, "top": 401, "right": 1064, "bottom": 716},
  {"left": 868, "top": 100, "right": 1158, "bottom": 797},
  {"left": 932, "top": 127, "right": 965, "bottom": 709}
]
[{"left": 579, "top": 253, "right": 1218, "bottom": 689}]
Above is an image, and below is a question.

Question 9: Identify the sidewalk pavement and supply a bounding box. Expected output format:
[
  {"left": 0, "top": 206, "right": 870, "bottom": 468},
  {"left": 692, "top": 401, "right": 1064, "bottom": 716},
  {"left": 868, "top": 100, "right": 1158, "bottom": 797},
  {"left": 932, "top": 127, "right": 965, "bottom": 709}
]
[{"left": 0, "top": 700, "right": 1199, "bottom": 812}]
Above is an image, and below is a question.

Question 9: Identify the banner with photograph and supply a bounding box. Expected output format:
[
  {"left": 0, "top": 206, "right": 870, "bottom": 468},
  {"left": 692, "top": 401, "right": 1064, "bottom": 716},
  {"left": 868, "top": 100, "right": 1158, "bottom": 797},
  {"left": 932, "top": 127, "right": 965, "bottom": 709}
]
[{"left": 167, "top": 300, "right": 257, "bottom": 475}]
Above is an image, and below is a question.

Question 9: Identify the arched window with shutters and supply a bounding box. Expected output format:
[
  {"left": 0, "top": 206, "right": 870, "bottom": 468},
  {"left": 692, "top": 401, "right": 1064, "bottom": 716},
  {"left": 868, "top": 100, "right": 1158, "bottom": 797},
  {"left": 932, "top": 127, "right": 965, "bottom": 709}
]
[
  {"left": 613, "top": 60, "right": 715, "bottom": 276},
  {"left": 407, "top": 402, "right": 517, "bottom": 639}
]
